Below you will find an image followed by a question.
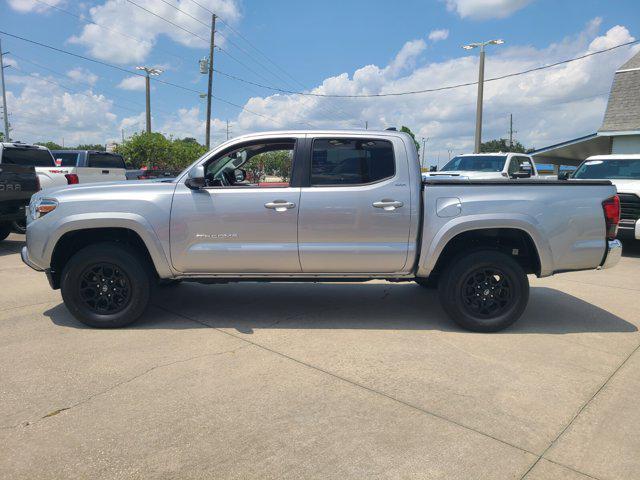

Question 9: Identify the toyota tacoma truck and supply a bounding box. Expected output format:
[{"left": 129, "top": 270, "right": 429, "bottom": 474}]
[
  {"left": 424, "top": 152, "right": 540, "bottom": 180},
  {"left": 21, "top": 130, "right": 622, "bottom": 332}
]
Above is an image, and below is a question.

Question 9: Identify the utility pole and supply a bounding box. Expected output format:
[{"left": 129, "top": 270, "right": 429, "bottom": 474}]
[
  {"left": 365, "top": 120, "right": 368, "bottom": 130},
  {"left": 226, "top": 119, "right": 230, "bottom": 140},
  {"left": 421, "top": 137, "right": 427, "bottom": 168},
  {"left": 136, "top": 66, "right": 163, "bottom": 134},
  {"left": 463, "top": 39, "right": 505, "bottom": 153},
  {"left": 0, "top": 38, "right": 10, "bottom": 141},
  {"left": 509, "top": 113, "right": 516, "bottom": 150},
  {"left": 205, "top": 13, "right": 216, "bottom": 150}
]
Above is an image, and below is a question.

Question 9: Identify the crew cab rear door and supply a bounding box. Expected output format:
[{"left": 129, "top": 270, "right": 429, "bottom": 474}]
[{"left": 297, "top": 135, "right": 412, "bottom": 273}]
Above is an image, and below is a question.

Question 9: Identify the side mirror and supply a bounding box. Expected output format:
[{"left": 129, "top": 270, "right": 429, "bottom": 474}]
[
  {"left": 558, "top": 171, "right": 570, "bottom": 180},
  {"left": 429, "top": 165, "right": 437, "bottom": 172},
  {"left": 185, "top": 165, "right": 206, "bottom": 190},
  {"left": 234, "top": 168, "right": 246, "bottom": 183}
]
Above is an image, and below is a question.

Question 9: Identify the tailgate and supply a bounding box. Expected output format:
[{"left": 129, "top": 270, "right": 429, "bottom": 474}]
[{"left": 0, "top": 164, "right": 39, "bottom": 200}]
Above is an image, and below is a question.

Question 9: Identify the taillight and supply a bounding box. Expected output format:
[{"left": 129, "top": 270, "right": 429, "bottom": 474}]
[
  {"left": 602, "top": 195, "right": 620, "bottom": 240},
  {"left": 65, "top": 173, "right": 79, "bottom": 185}
]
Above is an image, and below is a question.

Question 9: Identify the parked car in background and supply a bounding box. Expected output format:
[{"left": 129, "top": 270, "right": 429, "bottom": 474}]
[
  {"left": 23, "top": 130, "right": 621, "bottom": 333},
  {"left": 0, "top": 159, "right": 39, "bottom": 241},
  {"left": 566, "top": 154, "right": 640, "bottom": 241},
  {"left": 424, "top": 152, "right": 539, "bottom": 180},
  {"left": 0, "top": 143, "right": 68, "bottom": 189},
  {"left": 51, "top": 150, "right": 126, "bottom": 184}
]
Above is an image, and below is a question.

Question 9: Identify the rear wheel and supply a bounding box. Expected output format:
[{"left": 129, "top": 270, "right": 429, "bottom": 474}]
[
  {"left": 438, "top": 250, "right": 529, "bottom": 332},
  {"left": 0, "top": 223, "right": 11, "bottom": 242},
  {"left": 61, "top": 242, "right": 152, "bottom": 328}
]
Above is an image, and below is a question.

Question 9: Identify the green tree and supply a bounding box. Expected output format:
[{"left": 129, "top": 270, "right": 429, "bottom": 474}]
[
  {"left": 480, "top": 138, "right": 527, "bottom": 153},
  {"left": 115, "top": 132, "right": 173, "bottom": 169},
  {"left": 170, "top": 137, "right": 207, "bottom": 170},
  {"left": 35, "top": 141, "right": 63, "bottom": 150},
  {"left": 75, "top": 143, "right": 106, "bottom": 151},
  {"left": 400, "top": 126, "right": 420, "bottom": 153}
]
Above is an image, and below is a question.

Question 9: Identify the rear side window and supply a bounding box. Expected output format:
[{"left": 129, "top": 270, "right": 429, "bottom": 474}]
[
  {"left": 311, "top": 138, "right": 395, "bottom": 186},
  {"left": 88, "top": 153, "right": 126, "bottom": 169},
  {"left": 1, "top": 147, "right": 55, "bottom": 167},
  {"left": 54, "top": 152, "right": 80, "bottom": 167}
]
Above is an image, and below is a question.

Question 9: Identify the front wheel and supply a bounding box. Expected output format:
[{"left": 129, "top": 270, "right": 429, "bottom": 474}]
[
  {"left": 438, "top": 250, "right": 529, "bottom": 332},
  {"left": 61, "top": 242, "right": 152, "bottom": 328}
]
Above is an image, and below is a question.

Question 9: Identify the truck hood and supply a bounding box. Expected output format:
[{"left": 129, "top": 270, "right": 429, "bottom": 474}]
[
  {"left": 609, "top": 179, "right": 640, "bottom": 196},
  {"left": 39, "top": 178, "right": 175, "bottom": 198}
]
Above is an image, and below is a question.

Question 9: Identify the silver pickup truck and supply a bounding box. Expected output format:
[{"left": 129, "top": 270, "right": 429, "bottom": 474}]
[{"left": 22, "top": 130, "right": 622, "bottom": 332}]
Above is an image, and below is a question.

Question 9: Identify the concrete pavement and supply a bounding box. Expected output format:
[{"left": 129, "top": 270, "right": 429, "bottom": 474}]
[{"left": 1, "top": 234, "right": 639, "bottom": 479}]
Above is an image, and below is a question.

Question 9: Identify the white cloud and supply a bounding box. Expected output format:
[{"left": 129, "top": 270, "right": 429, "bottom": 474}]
[
  {"left": 444, "top": 0, "right": 534, "bottom": 20},
  {"left": 68, "top": 0, "right": 241, "bottom": 64},
  {"left": 117, "top": 76, "right": 146, "bottom": 91},
  {"left": 428, "top": 29, "right": 450, "bottom": 42},
  {"left": 5, "top": 74, "right": 118, "bottom": 145},
  {"left": 7, "top": 0, "right": 64, "bottom": 13},
  {"left": 66, "top": 67, "right": 98, "bottom": 86},
  {"left": 217, "top": 21, "right": 639, "bottom": 165}
]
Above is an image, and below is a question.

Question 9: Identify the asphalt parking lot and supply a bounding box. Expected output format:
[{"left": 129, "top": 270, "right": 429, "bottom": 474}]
[{"left": 1, "top": 234, "right": 639, "bottom": 480}]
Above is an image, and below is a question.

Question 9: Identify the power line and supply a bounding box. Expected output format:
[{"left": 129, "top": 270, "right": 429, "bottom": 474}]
[
  {"left": 0, "top": 30, "right": 303, "bottom": 127},
  {"left": 123, "top": 0, "right": 208, "bottom": 43},
  {"left": 31, "top": 0, "right": 186, "bottom": 63}
]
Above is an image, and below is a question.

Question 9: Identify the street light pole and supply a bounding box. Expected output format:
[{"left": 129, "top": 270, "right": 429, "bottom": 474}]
[
  {"left": 136, "top": 66, "right": 163, "bottom": 134},
  {"left": 463, "top": 39, "right": 504, "bottom": 154},
  {"left": 205, "top": 14, "right": 216, "bottom": 150},
  {"left": 0, "top": 38, "right": 10, "bottom": 141}
]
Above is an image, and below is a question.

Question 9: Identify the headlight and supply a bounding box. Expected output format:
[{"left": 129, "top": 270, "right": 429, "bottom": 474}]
[{"left": 30, "top": 197, "right": 58, "bottom": 220}]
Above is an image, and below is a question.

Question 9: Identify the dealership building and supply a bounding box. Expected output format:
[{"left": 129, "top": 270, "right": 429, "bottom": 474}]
[{"left": 532, "top": 50, "right": 640, "bottom": 169}]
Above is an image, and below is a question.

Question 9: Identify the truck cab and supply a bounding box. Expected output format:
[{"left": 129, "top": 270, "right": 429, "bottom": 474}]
[
  {"left": 425, "top": 152, "right": 538, "bottom": 180},
  {"left": 51, "top": 150, "right": 127, "bottom": 184}
]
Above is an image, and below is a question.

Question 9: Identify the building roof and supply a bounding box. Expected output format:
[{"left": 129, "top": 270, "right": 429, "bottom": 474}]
[
  {"left": 531, "top": 133, "right": 611, "bottom": 165},
  {"left": 599, "top": 50, "right": 640, "bottom": 133}
]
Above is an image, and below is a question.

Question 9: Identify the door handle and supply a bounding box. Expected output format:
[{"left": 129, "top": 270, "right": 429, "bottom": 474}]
[
  {"left": 264, "top": 201, "right": 296, "bottom": 212},
  {"left": 372, "top": 199, "right": 404, "bottom": 211},
  {"left": 102, "top": 170, "right": 109, "bottom": 174}
]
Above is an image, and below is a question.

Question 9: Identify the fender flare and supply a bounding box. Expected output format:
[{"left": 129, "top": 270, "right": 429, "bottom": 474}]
[
  {"left": 43, "top": 212, "right": 173, "bottom": 278},
  {"left": 417, "top": 214, "right": 554, "bottom": 277}
]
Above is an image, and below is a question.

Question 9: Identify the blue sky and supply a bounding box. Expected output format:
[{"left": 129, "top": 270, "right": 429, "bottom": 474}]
[{"left": 1, "top": 0, "right": 639, "bottom": 163}]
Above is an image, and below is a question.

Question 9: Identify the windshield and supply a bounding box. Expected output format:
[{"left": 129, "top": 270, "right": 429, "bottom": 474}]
[
  {"left": 1, "top": 147, "right": 55, "bottom": 167},
  {"left": 440, "top": 155, "right": 507, "bottom": 172},
  {"left": 573, "top": 159, "right": 640, "bottom": 179}
]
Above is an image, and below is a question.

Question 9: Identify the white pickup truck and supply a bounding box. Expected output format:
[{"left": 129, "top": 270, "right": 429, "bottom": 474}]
[
  {"left": 0, "top": 142, "right": 69, "bottom": 189},
  {"left": 567, "top": 154, "right": 640, "bottom": 241},
  {"left": 424, "top": 152, "right": 539, "bottom": 180},
  {"left": 51, "top": 150, "right": 127, "bottom": 184},
  {"left": 22, "top": 130, "right": 622, "bottom": 332}
]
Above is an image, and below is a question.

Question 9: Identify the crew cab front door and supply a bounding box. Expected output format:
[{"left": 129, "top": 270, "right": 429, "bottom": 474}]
[{"left": 170, "top": 138, "right": 302, "bottom": 274}]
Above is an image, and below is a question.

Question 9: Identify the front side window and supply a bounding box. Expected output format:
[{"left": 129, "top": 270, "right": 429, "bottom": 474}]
[
  {"left": 1, "top": 147, "right": 55, "bottom": 167},
  {"left": 204, "top": 140, "right": 295, "bottom": 188},
  {"left": 442, "top": 155, "right": 507, "bottom": 172},
  {"left": 88, "top": 153, "right": 126, "bottom": 169},
  {"left": 508, "top": 156, "right": 533, "bottom": 175},
  {"left": 573, "top": 159, "right": 640, "bottom": 180},
  {"left": 311, "top": 138, "right": 395, "bottom": 186}
]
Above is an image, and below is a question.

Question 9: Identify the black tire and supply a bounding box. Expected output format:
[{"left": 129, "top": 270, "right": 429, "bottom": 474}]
[
  {"left": 415, "top": 277, "right": 438, "bottom": 289},
  {"left": 11, "top": 219, "right": 26, "bottom": 234},
  {"left": 0, "top": 223, "right": 11, "bottom": 242},
  {"left": 61, "top": 242, "right": 153, "bottom": 328},
  {"left": 438, "top": 250, "right": 529, "bottom": 332}
]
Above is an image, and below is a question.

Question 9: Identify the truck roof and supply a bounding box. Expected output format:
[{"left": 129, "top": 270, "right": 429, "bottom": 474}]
[
  {"left": 0, "top": 142, "right": 49, "bottom": 150},
  {"left": 455, "top": 152, "right": 529, "bottom": 157},
  {"left": 586, "top": 154, "right": 640, "bottom": 160}
]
